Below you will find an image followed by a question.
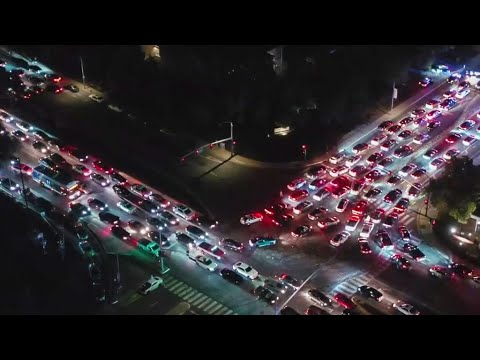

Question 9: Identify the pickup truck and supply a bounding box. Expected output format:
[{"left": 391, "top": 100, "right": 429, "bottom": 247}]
[
  {"left": 197, "top": 241, "right": 225, "bottom": 260},
  {"left": 138, "top": 238, "right": 161, "bottom": 257}
]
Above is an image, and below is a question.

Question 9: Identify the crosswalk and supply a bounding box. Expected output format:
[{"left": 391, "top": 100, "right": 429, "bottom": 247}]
[
  {"left": 327, "top": 273, "right": 373, "bottom": 298},
  {"left": 163, "top": 275, "right": 237, "bottom": 315}
]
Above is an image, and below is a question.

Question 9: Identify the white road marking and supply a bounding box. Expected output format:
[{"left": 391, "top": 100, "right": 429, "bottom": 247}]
[
  {"left": 196, "top": 298, "right": 212, "bottom": 309},
  {"left": 188, "top": 293, "right": 204, "bottom": 303},
  {"left": 203, "top": 300, "right": 218, "bottom": 312},
  {"left": 182, "top": 290, "right": 198, "bottom": 301},
  {"left": 172, "top": 284, "right": 189, "bottom": 295},
  {"left": 192, "top": 295, "right": 208, "bottom": 306}
]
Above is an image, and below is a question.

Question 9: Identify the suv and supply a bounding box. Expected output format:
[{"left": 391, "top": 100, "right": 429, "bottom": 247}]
[
  {"left": 172, "top": 204, "right": 195, "bottom": 221},
  {"left": 307, "top": 289, "right": 332, "bottom": 306},
  {"left": 357, "top": 285, "right": 383, "bottom": 301}
]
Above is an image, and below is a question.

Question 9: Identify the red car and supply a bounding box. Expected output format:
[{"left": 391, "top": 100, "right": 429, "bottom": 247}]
[
  {"left": 92, "top": 160, "right": 115, "bottom": 174},
  {"left": 445, "top": 133, "right": 462, "bottom": 144},
  {"left": 333, "top": 293, "right": 355, "bottom": 309},
  {"left": 289, "top": 189, "right": 309, "bottom": 202},
  {"left": 352, "top": 200, "right": 367, "bottom": 216},
  {"left": 11, "top": 163, "right": 33, "bottom": 175}
]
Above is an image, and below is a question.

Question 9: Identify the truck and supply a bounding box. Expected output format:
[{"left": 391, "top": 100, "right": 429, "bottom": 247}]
[
  {"left": 196, "top": 241, "right": 225, "bottom": 260},
  {"left": 138, "top": 238, "right": 161, "bottom": 257}
]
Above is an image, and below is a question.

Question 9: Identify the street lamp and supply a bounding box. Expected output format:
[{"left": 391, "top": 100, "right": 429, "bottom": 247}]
[
  {"left": 451, "top": 227, "right": 457, "bottom": 234},
  {"left": 11, "top": 158, "right": 28, "bottom": 209},
  {"left": 158, "top": 226, "right": 170, "bottom": 274},
  {"left": 219, "top": 121, "right": 234, "bottom": 156},
  {"left": 302, "top": 144, "right": 307, "bottom": 161}
]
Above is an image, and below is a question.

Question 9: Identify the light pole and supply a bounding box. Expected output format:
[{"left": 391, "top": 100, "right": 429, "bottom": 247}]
[
  {"left": 80, "top": 56, "right": 86, "bottom": 89},
  {"left": 11, "top": 158, "right": 28, "bottom": 209},
  {"left": 302, "top": 144, "right": 307, "bottom": 161},
  {"left": 158, "top": 226, "right": 170, "bottom": 274},
  {"left": 220, "top": 121, "right": 234, "bottom": 156}
]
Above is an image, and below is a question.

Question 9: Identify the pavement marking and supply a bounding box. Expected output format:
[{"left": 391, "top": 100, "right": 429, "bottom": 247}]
[
  {"left": 196, "top": 298, "right": 212, "bottom": 309},
  {"left": 172, "top": 284, "right": 189, "bottom": 295},
  {"left": 178, "top": 287, "right": 193, "bottom": 298},
  {"left": 224, "top": 309, "right": 234, "bottom": 315},
  {"left": 182, "top": 290, "right": 199, "bottom": 301},
  {"left": 192, "top": 294, "right": 208, "bottom": 306},
  {"left": 167, "top": 281, "right": 184, "bottom": 292},
  {"left": 212, "top": 305, "right": 229, "bottom": 315},
  {"left": 188, "top": 293, "right": 204, "bottom": 303},
  {"left": 208, "top": 303, "right": 224, "bottom": 314},
  {"left": 404, "top": 217, "right": 415, "bottom": 225},
  {"left": 203, "top": 300, "right": 218, "bottom": 312}
]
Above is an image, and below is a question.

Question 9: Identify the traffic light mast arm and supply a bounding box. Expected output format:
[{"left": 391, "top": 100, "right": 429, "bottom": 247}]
[{"left": 180, "top": 137, "right": 232, "bottom": 162}]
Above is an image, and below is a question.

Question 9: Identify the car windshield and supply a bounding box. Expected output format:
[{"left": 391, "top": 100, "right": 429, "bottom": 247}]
[{"left": 245, "top": 266, "right": 252, "bottom": 272}]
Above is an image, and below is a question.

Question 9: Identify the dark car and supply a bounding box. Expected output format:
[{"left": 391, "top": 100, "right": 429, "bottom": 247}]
[
  {"left": 112, "top": 184, "right": 131, "bottom": 197},
  {"left": 376, "top": 230, "right": 393, "bottom": 248},
  {"left": 69, "top": 203, "right": 91, "bottom": 218},
  {"left": 111, "top": 225, "right": 131, "bottom": 241},
  {"left": 220, "top": 268, "right": 243, "bottom": 285},
  {"left": 49, "top": 152, "right": 67, "bottom": 165},
  {"left": 193, "top": 214, "right": 219, "bottom": 229},
  {"left": 449, "top": 263, "right": 473, "bottom": 278},
  {"left": 264, "top": 202, "right": 289, "bottom": 216},
  {"left": 87, "top": 198, "right": 108, "bottom": 212},
  {"left": 291, "top": 225, "right": 313, "bottom": 238},
  {"left": 271, "top": 213, "right": 294, "bottom": 227},
  {"left": 109, "top": 172, "right": 128, "bottom": 185},
  {"left": 391, "top": 254, "right": 411, "bottom": 271},
  {"left": 305, "top": 305, "right": 329, "bottom": 315},
  {"left": 305, "top": 165, "right": 327, "bottom": 179},
  {"left": 402, "top": 243, "right": 425, "bottom": 261},
  {"left": 308, "top": 207, "right": 328, "bottom": 221},
  {"left": 98, "top": 211, "right": 120, "bottom": 225},
  {"left": 219, "top": 238, "right": 243, "bottom": 251},
  {"left": 307, "top": 289, "right": 332, "bottom": 307},
  {"left": 378, "top": 121, "right": 393, "bottom": 131},
  {"left": 174, "top": 232, "right": 195, "bottom": 247},
  {"left": 93, "top": 160, "right": 114, "bottom": 174},
  {"left": 279, "top": 307, "right": 301, "bottom": 315},
  {"left": 146, "top": 217, "right": 168, "bottom": 230},
  {"left": 32, "top": 130, "right": 49, "bottom": 141},
  {"left": 138, "top": 199, "right": 159, "bottom": 214},
  {"left": 254, "top": 286, "right": 278, "bottom": 305},
  {"left": 333, "top": 293, "right": 355, "bottom": 309},
  {"left": 358, "top": 285, "right": 384, "bottom": 301},
  {"left": 384, "top": 189, "right": 402, "bottom": 204},
  {"left": 147, "top": 231, "right": 169, "bottom": 246},
  {"left": 277, "top": 273, "right": 301, "bottom": 290},
  {"left": 64, "top": 84, "right": 79, "bottom": 92},
  {"left": 46, "top": 84, "right": 63, "bottom": 94},
  {"left": 68, "top": 148, "right": 89, "bottom": 162},
  {"left": 149, "top": 193, "right": 170, "bottom": 208}
]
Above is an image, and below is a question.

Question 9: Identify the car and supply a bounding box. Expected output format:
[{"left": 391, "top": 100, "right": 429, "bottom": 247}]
[
  {"left": 89, "top": 94, "right": 104, "bottom": 103},
  {"left": 423, "top": 149, "right": 438, "bottom": 159},
  {"left": 387, "top": 175, "right": 402, "bottom": 186},
  {"left": 393, "top": 145, "right": 413, "bottom": 159},
  {"left": 387, "top": 124, "right": 402, "bottom": 134},
  {"left": 399, "top": 117, "right": 414, "bottom": 127},
  {"left": 471, "top": 276, "right": 480, "bottom": 288},
  {"left": 447, "top": 73, "right": 461, "bottom": 84},
  {"left": 329, "top": 153, "right": 345, "bottom": 164},
  {"left": 240, "top": 212, "right": 263, "bottom": 225},
  {"left": 411, "top": 168, "right": 427, "bottom": 179},
  {"left": 185, "top": 225, "right": 208, "bottom": 240},
  {"left": 378, "top": 121, "right": 393, "bottom": 131},
  {"left": 371, "top": 134, "right": 388, "bottom": 146},
  {"left": 48, "top": 153, "right": 67, "bottom": 166},
  {"left": 146, "top": 217, "right": 169, "bottom": 230},
  {"left": 249, "top": 236, "right": 277, "bottom": 248},
  {"left": 364, "top": 170, "right": 382, "bottom": 183},
  {"left": 98, "top": 211, "right": 120, "bottom": 225},
  {"left": 411, "top": 108, "right": 426, "bottom": 118},
  {"left": 349, "top": 165, "right": 367, "bottom": 177},
  {"left": 398, "top": 226, "right": 411, "bottom": 241},
  {"left": 463, "top": 135, "right": 477, "bottom": 146},
  {"left": 307, "top": 289, "right": 332, "bottom": 306},
  {"left": 308, "top": 207, "right": 328, "bottom": 221},
  {"left": 112, "top": 184, "right": 130, "bottom": 198},
  {"left": 193, "top": 214, "right": 218, "bottom": 230},
  {"left": 380, "top": 139, "right": 397, "bottom": 152},
  {"left": 366, "top": 152, "right": 384, "bottom": 165},
  {"left": 149, "top": 193, "right": 170, "bottom": 208},
  {"left": 305, "top": 165, "right": 327, "bottom": 179},
  {"left": 402, "top": 243, "right": 425, "bottom": 261},
  {"left": 429, "top": 265, "right": 449, "bottom": 278},
  {"left": 219, "top": 238, "right": 244, "bottom": 252},
  {"left": 393, "top": 303, "right": 420, "bottom": 316},
  {"left": 376, "top": 230, "right": 393, "bottom": 248},
  {"left": 69, "top": 202, "right": 91, "bottom": 218},
  {"left": 91, "top": 162, "right": 114, "bottom": 176},
  {"left": 116, "top": 200, "right": 135, "bottom": 214},
  {"left": 458, "top": 120, "right": 475, "bottom": 131},
  {"left": 413, "top": 117, "right": 427, "bottom": 128},
  {"left": 329, "top": 165, "right": 349, "bottom": 177},
  {"left": 128, "top": 220, "right": 149, "bottom": 235},
  {"left": 46, "top": 138, "right": 65, "bottom": 151},
  {"left": 107, "top": 172, "right": 128, "bottom": 186},
  {"left": 287, "top": 178, "right": 307, "bottom": 191},
  {"left": 277, "top": 273, "right": 301, "bottom": 290},
  {"left": 158, "top": 210, "right": 179, "bottom": 225},
  {"left": 232, "top": 262, "right": 258, "bottom": 280},
  {"left": 78, "top": 183, "right": 93, "bottom": 195},
  {"left": 271, "top": 213, "right": 294, "bottom": 227},
  {"left": 11, "top": 163, "right": 32, "bottom": 176},
  {"left": 264, "top": 202, "right": 289, "bottom": 217},
  {"left": 137, "top": 275, "right": 163, "bottom": 295},
  {"left": 426, "top": 99, "right": 440, "bottom": 109},
  {"left": 419, "top": 77, "right": 432, "bottom": 87},
  {"left": 394, "top": 198, "right": 410, "bottom": 213},
  {"left": 449, "top": 263, "right": 473, "bottom": 278},
  {"left": 427, "top": 120, "right": 441, "bottom": 131},
  {"left": 364, "top": 188, "right": 382, "bottom": 202},
  {"left": 130, "top": 183, "right": 152, "bottom": 199},
  {"left": 345, "top": 155, "right": 362, "bottom": 167},
  {"left": 68, "top": 148, "right": 89, "bottom": 162},
  {"left": 308, "top": 178, "right": 328, "bottom": 191},
  {"left": 333, "top": 293, "right": 355, "bottom": 309},
  {"left": 220, "top": 268, "right": 243, "bottom": 285},
  {"left": 0, "top": 177, "right": 20, "bottom": 193},
  {"left": 63, "top": 84, "right": 79, "bottom": 92},
  {"left": 391, "top": 254, "right": 411, "bottom": 270},
  {"left": 350, "top": 181, "right": 365, "bottom": 195},
  {"left": 71, "top": 164, "right": 91, "bottom": 177},
  {"left": 397, "top": 130, "right": 412, "bottom": 141},
  {"left": 172, "top": 232, "right": 195, "bottom": 247},
  {"left": 345, "top": 216, "right": 361, "bottom": 232},
  {"left": 370, "top": 208, "right": 385, "bottom": 224},
  {"left": 87, "top": 198, "right": 108, "bottom": 211},
  {"left": 439, "top": 98, "right": 457, "bottom": 111},
  {"left": 330, "top": 231, "right": 351, "bottom": 247},
  {"left": 443, "top": 89, "right": 457, "bottom": 98},
  {"left": 318, "top": 216, "right": 340, "bottom": 229},
  {"left": 426, "top": 110, "right": 441, "bottom": 120},
  {"left": 412, "top": 134, "right": 429, "bottom": 146},
  {"left": 430, "top": 158, "right": 446, "bottom": 170},
  {"left": 0, "top": 111, "right": 14, "bottom": 123},
  {"left": 445, "top": 133, "right": 462, "bottom": 144},
  {"left": 305, "top": 305, "right": 329, "bottom": 315},
  {"left": 351, "top": 200, "right": 367, "bottom": 216},
  {"left": 358, "top": 238, "right": 372, "bottom": 254},
  {"left": 335, "top": 198, "right": 349, "bottom": 213},
  {"left": 192, "top": 255, "right": 218, "bottom": 272},
  {"left": 138, "top": 199, "right": 159, "bottom": 214},
  {"left": 172, "top": 204, "right": 195, "bottom": 220},
  {"left": 456, "top": 88, "right": 470, "bottom": 99},
  {"left": 352, "top": 143, "right": 369, "bottom": 154},
  {"left": 78, "top": 240, "right": 96, "bottom": 257},
  {"left": 458, "top": 80, "right": 470, "bottom": 90},
  {"left": 358, "top": 285, "right": 383, "bottom": 301},
  {"left": 11, "top": 130, "right": 28, "bottom": 141},
  {"left": 291, "top": 225, "right": 313, "bottom": 238},
  {"left": 384, "top": 189, "right": 402, "bottom": 204},
  {"left": 383, "top": 212, "right": 398, "bottom": 228},
  {"left": 407, "top": 183, "right": 422, "bottom": 198},
  {"left": 331, "top": 186, "right": 350, "bottom": 199},
  {"left": 254, "top": 286, "right": 279, "bottom": 305},
  {"left": 90, "top": 173, "right": 110, "bottom": 187},
  {"left": 399, "top": 164, "right": 417, "bottom": 177},
  {"left": 196, "top": 241, "right": 224, "bottom": 260},
  {"left": 16, "top": 121, "right": 33, "bottom": 132},
  {"left": 360, "top": 222, "right": 374, "bottom": 237},
  {"left": 289, "top": 189, "right": 309, "bottom": 202},
  {"left": 45, "top": 84, "right": 63, "bottom": 94},
  {"left": 293, "top": 200, "right": 313, "bottom": 214},
  {"left": 444, "top": 149, "right": 460, "bottom": 160}
]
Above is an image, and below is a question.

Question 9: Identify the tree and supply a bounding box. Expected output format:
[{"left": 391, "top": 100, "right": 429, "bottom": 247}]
[{"left": 449, "top": 201, "right": 477, "bottom": 224}]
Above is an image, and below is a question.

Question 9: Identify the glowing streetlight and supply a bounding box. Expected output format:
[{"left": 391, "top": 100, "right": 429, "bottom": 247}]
[{"left": 451, "top": 227, "right": 457, "bottom": 234}]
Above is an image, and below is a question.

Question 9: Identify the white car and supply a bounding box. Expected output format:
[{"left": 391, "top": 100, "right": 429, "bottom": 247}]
[
  {"left": 370, "top": 134, "right": 388, "bottom": 146},
  {"left": 336, "top": 198, "right": 349, "bottom": 213},
  {"left": 90, "top": 173, "right": 110, "bottom": 187},
  {"left": 108, "top": 104, "right": 123, "bottom": 112},
  {"left": 330, "top": 231, "right": 350, "bottom": 247},
  {"left": 456, "top": 88, "right": 470, "bottom": 99},
  {"left": 463, "top": 135, "right": 477, "bottom": 146},
  {"left": 345, "top": 155, "right": 362, "bottom": 167},
  {"left": 329, "top": 153, "right": 345, "bottom": 164},
  {"left": 172, "top": 204, "right": 195, "bottom": 220},
  {"left": 194, "top": 255, "right": 218, "bottom": 272},
  {"left": 233, "top": 262, "right": 259, "bottom": 280},
  {"left": 16, "top": 121, "right": 33, "bottom": 132},
  {"left": 345, "top": 216, "right": 361, "bottom": 232},
  {"left": 89, "top": 94, "right": 105, "bottom": 103},
  {"left": 393, "top": 303, "right": 420, "bottom": 316},
  {"left": 137, "top": 275, "right": 164, "bottom": 295},
  {"left": 399, "top": 163, "right": 417, "bottom": 177},
  {"left": 444, "top": 149, "right": 460, "bottom": 160},
  {"left": 329, "top": 165, "right": 348, "bottom": 177},
  {"left": 413, "top": 133, "right": 429, "bottom": 145},
  {"left": 287, "top": 178, "right": 307, "bottom": 191},
  {"left": 117, "top": 201, "right": 136, "bottom": 214},
  {"left": 240, "top": 212, "right": 263, "bottom": 225},
  {"left": 360, "top": 222, "right": 374, "bottom": 237}
]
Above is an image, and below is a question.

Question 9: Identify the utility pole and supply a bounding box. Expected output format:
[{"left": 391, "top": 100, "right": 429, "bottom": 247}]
[
  {"left": 391, "top": 82, "right": 397, "bottom": 112},
  {"left": 158, "top": 226, "right": 170, "bottom": 274},
  {"left": 11, "top": 159, "right": 28, "bottom": 209},
  {"left": 230, "top": 122, "right": 234, "bottom": 156},
  {"left": 80, "top": 57, "right": 86, "bottom": 89}
]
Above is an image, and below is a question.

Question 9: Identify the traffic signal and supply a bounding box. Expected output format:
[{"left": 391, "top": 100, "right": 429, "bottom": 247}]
[
  {"left": 302, "top": 144, "right": 307, "bottom": 150},
  {"left": 424, "top": 199, "right": 429, "bottom": 205},
  {"left": 181, "top": 157, "right": 185, "bottom": 162},
  {"left": 195, "top": 150, "right": 200, "bottom": 156},
  {"left": 209, "top": 143, "right": 214, "bottom": 149},
  {"left": 430, "top": 219, "right": 436, "bottom": 225},
  {"left": 233, "top": 140, "right": 237, "bottom": 145}
]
